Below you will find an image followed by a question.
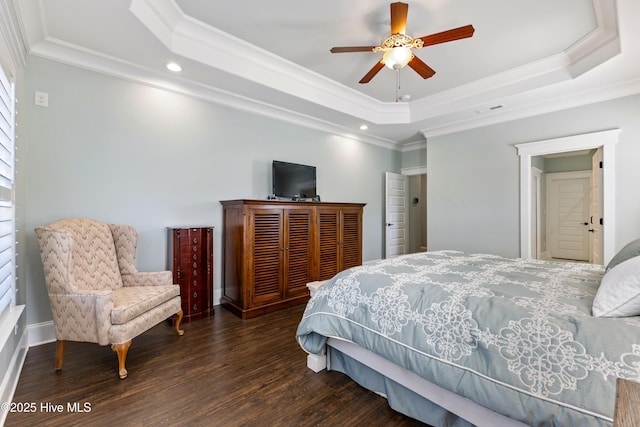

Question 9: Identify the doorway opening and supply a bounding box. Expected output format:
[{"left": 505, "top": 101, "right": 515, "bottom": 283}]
[
  {"left": 384, "top": 168, "right": 427, "bottom": 258},
  {"left": 516, "top": 129, "right": 619, "bottom": 264},
  {"left": 534, "top": 154, "right": 594, "bottom": 262}
]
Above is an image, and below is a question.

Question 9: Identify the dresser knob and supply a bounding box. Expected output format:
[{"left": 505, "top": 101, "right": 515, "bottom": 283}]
[
  {"left": 193, "top": 262, "right": 197, "bottom": 269},
  {"left": 193, "top": 304, "right": 197, "bottom": 310},
  {"left": 193, "top": 280, "right": 197, "bottom": 286},
  {"left": 193, "top": 292, "right": 198, "bottom": 298}
]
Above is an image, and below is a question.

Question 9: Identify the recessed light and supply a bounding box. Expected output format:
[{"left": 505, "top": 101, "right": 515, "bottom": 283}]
[
  {"left": 166, "top": 62, "right": 182, "bottom": 72},
  {"left": 360, "top": 124, "right": 368, "bottom": 130}
]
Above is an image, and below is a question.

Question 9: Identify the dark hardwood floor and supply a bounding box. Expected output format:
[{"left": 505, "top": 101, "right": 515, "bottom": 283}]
[{"left": 6, "top": 304, "right": 426, "bottom": 426}]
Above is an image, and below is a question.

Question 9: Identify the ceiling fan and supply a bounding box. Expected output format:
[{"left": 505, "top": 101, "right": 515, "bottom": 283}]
[{"left": 330, "top": 2, "right": 475, "bottom": 84}]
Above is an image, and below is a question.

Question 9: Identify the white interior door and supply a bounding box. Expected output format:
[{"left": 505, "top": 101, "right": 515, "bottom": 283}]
[
  {"left": 547, "top": 172, "right": 591, "bottom": 261},
  {"left": 385, "top": 172, "right": 408, "bottom": 258},
  {"left": 591, "top": 147, "right": 604, "bottom": 264}
]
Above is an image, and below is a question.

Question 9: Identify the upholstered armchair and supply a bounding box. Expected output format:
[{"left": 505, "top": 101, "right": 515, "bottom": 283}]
[{"left": 35, "top": 218, "right": 184, "bottom": 379}]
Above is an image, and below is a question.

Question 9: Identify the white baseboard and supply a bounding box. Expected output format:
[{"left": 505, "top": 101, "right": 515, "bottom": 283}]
[
  {"left": 27, "top": 320, "right": 55, "bottom": 347},
  {"left": 0, "top": 327, "right": 28, "bottom": 427}
]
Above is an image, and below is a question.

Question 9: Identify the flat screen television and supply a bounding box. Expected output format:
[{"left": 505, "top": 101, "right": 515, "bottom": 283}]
[{"left": 272, "top": 160, "right": 317, "bottom": 200}]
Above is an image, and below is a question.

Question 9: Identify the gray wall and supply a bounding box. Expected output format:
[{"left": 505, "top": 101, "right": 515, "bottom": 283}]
[
  {"left": 21, "top": 56, "right": 401, "bottom": 325},
  {"left": 427, "top": 126, "right": 520, "bottom": 256},
  {"left": 543, "top": 152, "right": 593, "bottom": 173},
  {"left": 427, "top": 94, "right": 640, "bottom": 257},
  {"left": 401, "top": 147, "right": 427, "bottom": 169}
]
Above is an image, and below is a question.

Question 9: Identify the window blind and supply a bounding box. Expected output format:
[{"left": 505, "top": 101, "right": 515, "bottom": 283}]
[{"left": 0, "top": 61, "right": 15, "bottom": 318}]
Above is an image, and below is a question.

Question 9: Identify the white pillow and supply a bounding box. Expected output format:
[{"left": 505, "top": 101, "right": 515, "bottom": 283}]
[{"left": 593, "top": 255, "right": 640, "bottom": 317}]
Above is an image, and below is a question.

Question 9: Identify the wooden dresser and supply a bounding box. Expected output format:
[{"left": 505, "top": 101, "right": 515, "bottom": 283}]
[
  {"left": 220, "top": 199, "right": 365, "bottom": 319},
  {"left": 167, "top": 227, "right": 214, "bottom": 322}
]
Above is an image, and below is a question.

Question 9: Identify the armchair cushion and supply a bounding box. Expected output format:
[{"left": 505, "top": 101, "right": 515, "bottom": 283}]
[{"left": 111, "top": 285, "right": 180, "bottom": 325}]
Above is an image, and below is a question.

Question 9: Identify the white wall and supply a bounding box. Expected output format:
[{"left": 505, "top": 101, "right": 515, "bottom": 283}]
[
  {"left": 21, "top": 56, "right": 401, "bottom": 325},
  {"left": 427, "top": 94, "right": 640, "bottom": 257}
]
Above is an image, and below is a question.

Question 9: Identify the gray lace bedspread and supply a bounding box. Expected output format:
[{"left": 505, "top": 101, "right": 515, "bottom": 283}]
[{"left": 296, "top": 251, "right": 640, "bottom": 426}]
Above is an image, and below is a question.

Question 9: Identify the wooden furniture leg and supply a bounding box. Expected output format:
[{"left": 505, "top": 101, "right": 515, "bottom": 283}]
[
  {"left": 112, "top": 341, "right": 131, "bottom": 379},
  {"left": 175, "top": 309, "right": 185, "bottom": 336},
  {"left": 55, "top": 340, "right": 65, "bottom": 370}
]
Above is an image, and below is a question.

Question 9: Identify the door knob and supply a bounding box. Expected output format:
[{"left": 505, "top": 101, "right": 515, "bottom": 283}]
[
  {"left": 386, "top": 223, "right": 393, "bottom": 226},
  {"left": 583, "top": 222, "right": 589, "bottom": 225}
]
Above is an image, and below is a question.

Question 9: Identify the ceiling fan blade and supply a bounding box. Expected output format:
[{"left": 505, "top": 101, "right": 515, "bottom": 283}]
[
  {"left": 417, "top": 25, "right": 475, "bottom": 47},
  {"left": 359, "top": 61, "right": 385, "bottom": 84},
  {"left": 330, "top": 46, "right": 377, "bottom": 53},
  {"left": 390, "top": 2, "right": 409, "bottom": 34},
  {"left": 407, "top": 56, "right": 436, "bottom": 79}
]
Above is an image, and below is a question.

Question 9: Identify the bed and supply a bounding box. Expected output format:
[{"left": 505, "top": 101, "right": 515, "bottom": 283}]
[{"left": 296, "top": 249, "right": 640, "bottom": 426}]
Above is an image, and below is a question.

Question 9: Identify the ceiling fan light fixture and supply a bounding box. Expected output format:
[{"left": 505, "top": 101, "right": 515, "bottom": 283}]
[
  {"left": 330, "top": 2, "right": 474, "bottom": 87},
  {"left": 383, "top": 47, "right": 413, "bottom": 69}
]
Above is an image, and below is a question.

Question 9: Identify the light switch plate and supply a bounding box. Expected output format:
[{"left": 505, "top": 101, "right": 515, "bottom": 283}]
[{"left": 35, "top": 90, "right": 48, "bottom": 107}]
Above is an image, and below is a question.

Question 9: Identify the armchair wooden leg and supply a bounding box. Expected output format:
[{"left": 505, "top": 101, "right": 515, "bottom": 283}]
[
  {"left": 111, "top": 341, "right": 131, "bottom": 379},
  {"left": 175, "top": 309, "right": 185, "bottom": 336},
  {"left": 55, "top": 340, "right": 65, "bottom": 370}
]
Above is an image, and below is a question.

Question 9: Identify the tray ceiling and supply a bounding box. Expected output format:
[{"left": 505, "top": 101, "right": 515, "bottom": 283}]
[{"left": 15, "top": 0, "right": 640, "bottom": 148}]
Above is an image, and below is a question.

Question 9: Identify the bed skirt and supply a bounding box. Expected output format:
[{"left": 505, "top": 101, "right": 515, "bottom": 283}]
[{"left": 327, "top": 338, "right": 527, "bottom": 427}]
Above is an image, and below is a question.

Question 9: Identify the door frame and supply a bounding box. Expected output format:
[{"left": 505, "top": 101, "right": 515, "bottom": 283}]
[
  {"left": 531, "top": 167, "right": 542, "bottom": 259},
  {"left": 516, "top": 129, "right": 620, "bottom": 264},
  {"left": 591, "top": 147, "right": 604, "bottom": 264}
]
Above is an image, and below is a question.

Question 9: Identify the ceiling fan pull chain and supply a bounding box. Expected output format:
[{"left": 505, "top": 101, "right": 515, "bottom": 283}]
[{"left": 395, "top": 67, "right": 400, "bottom": 102}]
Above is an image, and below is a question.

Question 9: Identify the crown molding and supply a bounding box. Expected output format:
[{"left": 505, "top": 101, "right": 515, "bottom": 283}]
[
  {"left": 14, "top": 0, "right": 629, "bottom": 145},
  {"left": 129, "top": 0, "right": 410, "bottom": 126},
  {"left": 28, "top": 36, "right": 400, "bottom": 151},
  {"left": 400, "top": 140, "right": 426, "bottom": 153},
  {"left": 409, "top": 53, "right": 572, "bottom": 122},
  {"left": 566, "top": 0, "right": 620, "bottom": 77},
  {"left": 412, "top": 0, "right": 621, "bottom": 129},
  {"left": 420, "top": 76, "right": 640, "bottom": 138},
  {"left": 0, "top": 0, "right": 27, "bottom": 73}
]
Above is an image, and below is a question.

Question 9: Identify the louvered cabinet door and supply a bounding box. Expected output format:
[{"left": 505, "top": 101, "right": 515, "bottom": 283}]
[
  {"left": 317, "top": 208, "right": 340, "bottom": 281},
  {"left": 341, "top": 207, "right": 363, "bottom": 270},
  {"left": 250, "top": 209, "right": 284, "bottom": 306},
  {"left": 283, "top": 208, "right": 314, "bottom": 298},
  {"left": 317, "top": 207, "right": 364, "bottom": 279}
]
